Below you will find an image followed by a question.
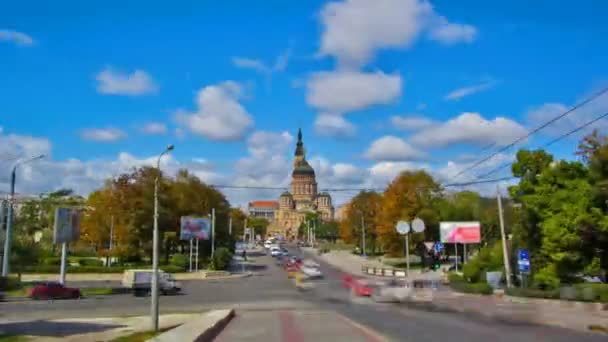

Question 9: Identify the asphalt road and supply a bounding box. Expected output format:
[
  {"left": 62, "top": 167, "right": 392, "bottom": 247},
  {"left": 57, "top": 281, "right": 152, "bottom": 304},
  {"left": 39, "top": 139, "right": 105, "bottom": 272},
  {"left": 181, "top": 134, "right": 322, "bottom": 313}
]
[{"left": 1, "top": 247, "right": 605, "bottom": 341}]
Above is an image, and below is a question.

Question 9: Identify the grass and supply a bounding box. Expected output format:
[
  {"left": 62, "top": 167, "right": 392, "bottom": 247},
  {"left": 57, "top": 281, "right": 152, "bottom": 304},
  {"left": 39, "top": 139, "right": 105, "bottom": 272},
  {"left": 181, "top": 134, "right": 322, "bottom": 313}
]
[
  {"left": 382, "top": 261, "right": 424, "bottom": 270},
  {"left": 4, "top": 286, "right": 114, "bottom": 298},
  {"left": 0, "top": 334, "right": 31, "bottom": 341},
  {"left": 110, "top": 325, "right": 177, "bottom": 342}
]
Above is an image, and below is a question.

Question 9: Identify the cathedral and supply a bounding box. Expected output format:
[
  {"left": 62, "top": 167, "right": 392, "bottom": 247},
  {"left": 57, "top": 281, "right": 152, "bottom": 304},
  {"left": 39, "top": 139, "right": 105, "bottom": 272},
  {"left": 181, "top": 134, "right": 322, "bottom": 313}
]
[{"left": 267, "top": 129, "right": 334, "bottom": 240}]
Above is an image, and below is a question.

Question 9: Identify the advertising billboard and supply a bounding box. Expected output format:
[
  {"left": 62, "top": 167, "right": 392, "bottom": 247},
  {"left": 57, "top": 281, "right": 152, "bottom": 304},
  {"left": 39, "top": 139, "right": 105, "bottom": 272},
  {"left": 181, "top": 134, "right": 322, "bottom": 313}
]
[
  {"left": 439, "top": 221, "right": 481, "bottom": 243},
  {"left": 180, "top": 216, "right": 211, "bottom": 240},
  {"left": 53, "top": 207, "right": 81, "bottom": 244}
]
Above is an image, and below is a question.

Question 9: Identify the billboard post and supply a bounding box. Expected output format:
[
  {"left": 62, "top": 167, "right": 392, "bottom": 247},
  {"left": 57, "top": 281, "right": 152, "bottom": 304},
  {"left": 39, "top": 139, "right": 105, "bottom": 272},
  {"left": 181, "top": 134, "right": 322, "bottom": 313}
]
[{"left": 53, "top": 207, "right": 82, "bottom": 284}]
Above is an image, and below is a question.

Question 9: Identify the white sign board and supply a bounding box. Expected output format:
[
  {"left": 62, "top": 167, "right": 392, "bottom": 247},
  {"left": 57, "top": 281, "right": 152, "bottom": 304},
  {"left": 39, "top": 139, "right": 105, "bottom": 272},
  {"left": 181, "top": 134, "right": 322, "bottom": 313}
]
[
  {"left": 411, "top": 218, "right": 425, "bottom": 233},
  {"left": 396, "top": 221, "right": 410, "bottom": 235}
]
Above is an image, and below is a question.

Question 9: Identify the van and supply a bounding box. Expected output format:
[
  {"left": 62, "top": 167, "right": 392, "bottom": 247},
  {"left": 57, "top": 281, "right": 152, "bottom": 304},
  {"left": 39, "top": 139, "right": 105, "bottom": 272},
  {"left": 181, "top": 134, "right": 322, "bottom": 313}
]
[{"left": 122, "top": 269, "right": 182, "bottom": 296}]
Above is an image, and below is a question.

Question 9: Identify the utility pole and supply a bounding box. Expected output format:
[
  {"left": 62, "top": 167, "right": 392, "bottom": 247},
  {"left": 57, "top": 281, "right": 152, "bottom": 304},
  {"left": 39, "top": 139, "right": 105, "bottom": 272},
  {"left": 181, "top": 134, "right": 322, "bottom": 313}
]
[
  {"left": 228, "top": 216, "right": 232, "bottom": 235},
  {"left": 497, "top": 185, "right": 512, "bottom": 288},
  {"left": 2, "top": 154, "right": 44, "bottom": 276},
  {"left": 211, "top": 208, "right": 216, "bottom": 257},
  {"left": 151, "top": 145, "right": 173, "bottom": 332},
  {"left": 108, "top": 214, "right": 114, "bottom": 268},
  {"left": 361, "top": 213, "right": 366, "bottom": 258}
]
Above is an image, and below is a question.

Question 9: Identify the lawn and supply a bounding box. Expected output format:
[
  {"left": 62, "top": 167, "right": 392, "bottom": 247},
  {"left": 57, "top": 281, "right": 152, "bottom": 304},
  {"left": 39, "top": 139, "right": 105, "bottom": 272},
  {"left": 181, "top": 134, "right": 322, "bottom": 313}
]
[
  {"left": 110, "top": 325, "right": 177, "bottom": 342},
  {"left": 0, "top": 334, "right": 31, "bottom": 341},
  {"left": 4, "top": 286, "right": 113, "bottom": 298}
]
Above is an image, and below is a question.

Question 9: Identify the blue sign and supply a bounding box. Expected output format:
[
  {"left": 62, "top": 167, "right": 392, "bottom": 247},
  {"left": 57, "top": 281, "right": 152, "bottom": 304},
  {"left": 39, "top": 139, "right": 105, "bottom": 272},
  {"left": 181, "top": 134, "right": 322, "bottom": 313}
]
[
  {"left": 433, "top": 242, "right": 444, "bottom": 253},
  {"left": 517, "top": 249, "right": 530, "bottom": 273}
]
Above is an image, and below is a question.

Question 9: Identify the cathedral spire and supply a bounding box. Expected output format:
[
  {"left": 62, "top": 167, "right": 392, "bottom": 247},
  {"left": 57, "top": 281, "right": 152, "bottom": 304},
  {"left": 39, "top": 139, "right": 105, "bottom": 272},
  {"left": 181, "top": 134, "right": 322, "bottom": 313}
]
[{"left": 294, "top": 128, "right": 305, "bottom": 157}]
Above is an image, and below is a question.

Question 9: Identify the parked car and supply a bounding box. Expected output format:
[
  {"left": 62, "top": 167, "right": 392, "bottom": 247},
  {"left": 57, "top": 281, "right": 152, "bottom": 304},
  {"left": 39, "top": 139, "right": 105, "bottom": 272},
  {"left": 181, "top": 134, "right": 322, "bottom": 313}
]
[
  {"left": 28, "top": 282, "right": 81, "bottom": 300},
  {"left": 122, "top": 269, "right": 181, "bottom": 296}
]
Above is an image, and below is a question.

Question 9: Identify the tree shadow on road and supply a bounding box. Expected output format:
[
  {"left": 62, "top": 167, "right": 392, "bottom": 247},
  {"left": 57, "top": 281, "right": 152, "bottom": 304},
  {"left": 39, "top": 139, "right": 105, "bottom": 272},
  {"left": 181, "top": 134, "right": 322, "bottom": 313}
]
[{"left": 0, "top": 320, "right": 126, "bottom": 337}]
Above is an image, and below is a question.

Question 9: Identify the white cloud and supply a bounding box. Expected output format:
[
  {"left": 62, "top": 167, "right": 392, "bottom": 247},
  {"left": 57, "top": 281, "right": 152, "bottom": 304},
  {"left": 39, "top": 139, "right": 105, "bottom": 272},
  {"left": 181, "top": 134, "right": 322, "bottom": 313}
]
[
  {"left": 232, "top": 57, "right": 271, "bottom": 74},
  {"left": 231, "top": 49, "right": 291, "bottom": 74},
  {"left": 390, "top": 115, "right": 436, "bottom": 130},
  {"left": 306, "top": 70, "right": 402, "bottom": 113},
  {"left": 444, "top": 81, "right": 496, "bottom": 101},
  {"left": 364, "top": 135, "right": 424, "bottom": 161},
  {"left": 314, "top": 114, "right": 356, "bottom": 138},
  {"left": 247, "top": 131, "right": 294, "bottom": 158},
  {"left": 318, "top": 0, "right": 477, "bottom": 68},
  {"left": 175, "top": 81, "right": 254, "bottom": 141},
  {"left": 140, "top": 122, "right": 168, "bottom": 135},
  {"left": 526, "top": 90, "right": 608, "bottom": 136},
  {"left": 0, "top": 131, "right": 50, "bottom": 163},
  {"left": 428, "top": 16, "right": 477, "bottom": 45},
  {"left": 410, "top": 112, "right": 527, "bottom": 148},
  {"left": 79, "top": 128, "right": 127, "bottom": 142},
  {"left": 0, "top": 30, "right": 34, "bottom": 46},
  {"left": 95, "top": 67, "right": 158, "bottom": 96}
]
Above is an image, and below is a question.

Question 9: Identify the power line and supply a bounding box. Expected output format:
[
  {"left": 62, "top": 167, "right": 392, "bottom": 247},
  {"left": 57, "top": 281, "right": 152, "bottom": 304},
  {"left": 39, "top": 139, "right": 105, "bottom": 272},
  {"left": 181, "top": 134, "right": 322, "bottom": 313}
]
[
  {"left": 475, "top": 111, "right": 608, "bottom": 180},
  {"left": 452, "top": 86, "right": 608, "bottom": 180}
]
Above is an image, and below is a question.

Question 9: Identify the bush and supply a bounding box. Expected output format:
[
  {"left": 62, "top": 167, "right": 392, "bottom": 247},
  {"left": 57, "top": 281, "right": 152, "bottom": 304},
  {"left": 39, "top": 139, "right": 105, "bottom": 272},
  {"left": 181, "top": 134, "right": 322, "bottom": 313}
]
[
  {"left": 0, "top": 276, "right": 21, "bottom": 291},
  {"left": 448, "top": 272, "right": 493, "bottom": 295},
  {"left": 41, "top": 257, "right": 61, "bottom": 266},
  {"left": 505, "top": 287, "right": 560, "bottom": 300},
  {"left": 505, "top": 284, "right": 608, "bottom": 303},
  {"left": 462, "top": 242, "right": 504, "bottom": 283},
  {"left": 573, "top": 283, "right": 608, "bottom": 303},
  {"left": 160, "top": 265, "right": 184, "bottom": 273},
  {"left": 210, "top": 247, "right": 233, "bottom": 271},
  {"left": 170, "top": 254, "right": 189, "bottom": 271},
  {"left": 78, "top": 258, "right": 104, "bottom": 267}
]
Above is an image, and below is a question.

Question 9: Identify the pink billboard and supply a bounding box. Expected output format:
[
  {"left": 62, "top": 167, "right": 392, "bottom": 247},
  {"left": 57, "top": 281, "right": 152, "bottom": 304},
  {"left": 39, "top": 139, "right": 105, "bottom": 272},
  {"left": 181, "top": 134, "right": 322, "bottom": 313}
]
[{"left": 440, "top": 222, "right": 481, "bottom": 243}]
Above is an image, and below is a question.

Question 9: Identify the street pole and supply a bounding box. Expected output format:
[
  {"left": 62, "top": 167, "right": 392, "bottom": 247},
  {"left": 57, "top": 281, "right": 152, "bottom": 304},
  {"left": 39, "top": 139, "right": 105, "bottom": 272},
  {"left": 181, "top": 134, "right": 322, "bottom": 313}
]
[
  {"left": 229, "top": 216, "right": 232, "bottom": 236},
  {"left": 497, "top": 185, "right": 512, "bottom": 288},
  {"left": 361, "top": 214, "right": 366, "bottom": 258},
  {"left": 405, "top": 234, "right": 410, "bottom": 278},
  {"left": 151, "top": 145, "right": 173, "bottom": 332},
  {"left": 211, "top": 208, "right": 215, "bottom": 257},
  {"left": 2, "top": 154, "right": 44, "bottom": 277},
  {"left": 108, "top": 214, "right": 114, "bottom": 268},
  {"left": 59, "top": 243, "right": 67, "bottom": 284},
  {"left": 189, "top": 238, "right": 193, "bottom": 272},
  {"left": 195, "top": 238, "right": 199, "bottom": 272}
]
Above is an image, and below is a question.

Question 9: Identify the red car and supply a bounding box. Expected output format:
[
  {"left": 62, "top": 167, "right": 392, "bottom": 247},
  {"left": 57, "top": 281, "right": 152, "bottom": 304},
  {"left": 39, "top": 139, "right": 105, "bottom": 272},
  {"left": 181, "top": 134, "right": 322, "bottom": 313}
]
[
  {"left": 28, "top": 282, "right": 81, "bottom": 300},
  {"left": 343, "top": 275, "right": 374, "bottom": 296}
]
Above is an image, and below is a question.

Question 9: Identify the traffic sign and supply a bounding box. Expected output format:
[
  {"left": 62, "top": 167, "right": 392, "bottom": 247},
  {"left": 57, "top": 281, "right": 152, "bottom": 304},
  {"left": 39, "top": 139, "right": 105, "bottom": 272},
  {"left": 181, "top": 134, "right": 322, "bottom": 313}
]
[
  {"left": 396, "top": 221, "right": 410, "bottom": 235},
  {"left": 411, "top": 218, "right": 425, "bottom": 233},
  {"left": 517, "top": 249, "right": 530, "bottom": 273},
  {"left": 433, "top": 242, "right": 444, "bottom": 253}
]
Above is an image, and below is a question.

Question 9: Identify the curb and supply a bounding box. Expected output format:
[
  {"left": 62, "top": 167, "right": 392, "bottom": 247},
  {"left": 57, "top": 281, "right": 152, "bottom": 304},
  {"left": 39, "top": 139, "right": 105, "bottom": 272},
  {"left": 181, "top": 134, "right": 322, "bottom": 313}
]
[{"left": 150, "top": 309, "right": 235, "bottom": 342}]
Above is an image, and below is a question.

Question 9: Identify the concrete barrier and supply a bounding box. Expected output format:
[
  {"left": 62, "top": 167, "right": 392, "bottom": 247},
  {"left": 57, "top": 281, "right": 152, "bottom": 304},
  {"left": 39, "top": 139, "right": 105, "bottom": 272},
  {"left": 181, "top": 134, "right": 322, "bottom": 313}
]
[{"left": 150, "top": 309, "right": 235, "bottom": 342}]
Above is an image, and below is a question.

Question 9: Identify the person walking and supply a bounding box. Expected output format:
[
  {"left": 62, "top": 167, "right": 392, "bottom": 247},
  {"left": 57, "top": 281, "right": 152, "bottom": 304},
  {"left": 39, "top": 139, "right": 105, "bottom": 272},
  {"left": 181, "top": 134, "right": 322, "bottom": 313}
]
[{"left": 242, "top": 249, "right": 247, "bottom": 261}]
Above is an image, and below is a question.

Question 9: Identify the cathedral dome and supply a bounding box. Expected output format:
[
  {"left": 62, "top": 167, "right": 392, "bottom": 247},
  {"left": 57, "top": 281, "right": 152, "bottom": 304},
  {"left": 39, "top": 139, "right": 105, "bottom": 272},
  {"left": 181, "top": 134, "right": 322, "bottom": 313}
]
[{"left": 292, "top": 160, "right": 315, "bottom": 176}]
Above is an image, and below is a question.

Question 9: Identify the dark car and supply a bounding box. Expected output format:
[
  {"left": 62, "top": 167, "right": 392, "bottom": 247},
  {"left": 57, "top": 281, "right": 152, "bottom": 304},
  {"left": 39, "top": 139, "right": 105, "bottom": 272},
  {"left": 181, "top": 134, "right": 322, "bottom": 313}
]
[{"left": 28, "top": 281, "right": 81, "bottom": 300}]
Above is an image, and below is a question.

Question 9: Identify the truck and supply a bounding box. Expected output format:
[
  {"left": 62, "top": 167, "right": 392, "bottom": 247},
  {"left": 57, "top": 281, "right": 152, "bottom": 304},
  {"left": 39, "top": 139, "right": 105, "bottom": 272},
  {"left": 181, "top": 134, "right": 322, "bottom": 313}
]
[{"left": 122, "top": 269, "right": 182, "bottom": 296}]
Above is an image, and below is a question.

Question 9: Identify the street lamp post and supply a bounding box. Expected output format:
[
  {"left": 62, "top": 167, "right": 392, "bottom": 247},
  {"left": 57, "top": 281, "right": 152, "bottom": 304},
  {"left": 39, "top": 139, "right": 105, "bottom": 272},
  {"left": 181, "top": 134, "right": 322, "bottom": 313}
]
[
  {"left": 2, "top": 154, "right": 44, "bottom": 277},
  {"left": 151, "top": 145, "right": 174, "bottom": 332}
]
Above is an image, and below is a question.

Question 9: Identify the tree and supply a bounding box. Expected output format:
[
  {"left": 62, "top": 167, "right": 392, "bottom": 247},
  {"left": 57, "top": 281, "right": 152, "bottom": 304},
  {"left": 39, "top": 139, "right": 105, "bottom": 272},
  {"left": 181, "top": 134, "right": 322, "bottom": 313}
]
[
  {"left": 316, "top": 221, "right": 339, "bottom": 242},
  {"left": 341, "top": 191, "right": 382, "bottom": 254},
  {"left": 248, "top": 217, "right": 269, "bottom": 239},
  {"left": 376, "top": 170, "right": 441, "bottom": 256}
]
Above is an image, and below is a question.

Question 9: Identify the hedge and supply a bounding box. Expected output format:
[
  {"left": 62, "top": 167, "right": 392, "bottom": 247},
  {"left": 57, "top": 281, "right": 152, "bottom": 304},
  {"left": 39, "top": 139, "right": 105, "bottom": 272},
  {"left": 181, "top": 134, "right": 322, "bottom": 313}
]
[
  {"left": 0, "top": 276, "right": 21, "bottom": 291},
  {"left": 448, "top": 273, "right": 493, "bottom": 295},
  {"left": 506, "top": 284, "right": 608, "bottom": 303},
  {"left": 18, "top": 265, "right": 184, "bottom": 274}
]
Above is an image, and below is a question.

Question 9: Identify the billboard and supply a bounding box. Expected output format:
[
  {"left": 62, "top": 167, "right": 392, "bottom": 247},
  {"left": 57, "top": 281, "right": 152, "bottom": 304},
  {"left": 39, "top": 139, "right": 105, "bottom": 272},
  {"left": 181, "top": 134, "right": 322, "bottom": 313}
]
[
  {"left": 180, "top": 216, "right": 211, "bottom": 240},
  {"left": 53, "top": 207, "right": 81, "bottom": 244},
  {"left": 439, "top": 221, "right": 481, "bottom": 243}
]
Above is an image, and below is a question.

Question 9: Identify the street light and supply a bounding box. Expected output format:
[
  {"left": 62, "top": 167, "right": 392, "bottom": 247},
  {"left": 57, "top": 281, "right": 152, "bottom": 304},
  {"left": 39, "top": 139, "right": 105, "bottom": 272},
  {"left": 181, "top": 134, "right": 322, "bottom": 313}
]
[
  {"left": 2, "top": 154, "right": 45, "bottom": 277},
  {"left": 151, "top": 145, "right": 173, "bottom": 332}
]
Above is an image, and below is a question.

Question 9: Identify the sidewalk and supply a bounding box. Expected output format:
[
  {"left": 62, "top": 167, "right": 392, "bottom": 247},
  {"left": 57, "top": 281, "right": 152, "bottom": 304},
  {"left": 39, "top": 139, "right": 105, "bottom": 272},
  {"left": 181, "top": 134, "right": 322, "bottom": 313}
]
[{"left": 306, "top": 247, "right": 608, "bottom": 334}]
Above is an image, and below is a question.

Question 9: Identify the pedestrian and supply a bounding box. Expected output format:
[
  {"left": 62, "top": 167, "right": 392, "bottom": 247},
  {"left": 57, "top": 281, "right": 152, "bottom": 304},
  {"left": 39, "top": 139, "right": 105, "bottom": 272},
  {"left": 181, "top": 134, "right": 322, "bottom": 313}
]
[{"left": 242, "top": 249, "right": 247, "bottom": 261}]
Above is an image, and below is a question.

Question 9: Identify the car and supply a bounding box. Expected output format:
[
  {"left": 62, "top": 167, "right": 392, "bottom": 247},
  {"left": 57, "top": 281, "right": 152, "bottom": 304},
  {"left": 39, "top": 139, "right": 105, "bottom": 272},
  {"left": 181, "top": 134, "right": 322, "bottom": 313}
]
[
  {"left": 343, "top": 275, "right": 374, "bottom": 296},
  {"left": 270, "top": 247, "right": 281, "bottom": 257},
  {"left": 300, "top": 265, "right": 323, "bottom": 279},
  {"left": 28, "top": 281, "right": 81, "bottom": 300},
  {"left": 371, "top": 279, "right": 413, "bottom": 303},
  {"left": 280, "top": 248, "right": 289, "bottom": 257}
]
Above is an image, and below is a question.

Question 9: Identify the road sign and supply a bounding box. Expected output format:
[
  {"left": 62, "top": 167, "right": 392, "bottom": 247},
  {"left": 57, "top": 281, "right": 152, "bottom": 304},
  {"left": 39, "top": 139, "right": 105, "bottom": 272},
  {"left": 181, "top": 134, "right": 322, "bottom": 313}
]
[
  {"left": 411, "top": 218, "right": 425, "bottom": 233},
  {"left": 395, "top": 221, "right": 410, "bottom": 235},
  {"left": 518, "top": 249, "right": 530, "bottom": 273},
  {"left": 433, "top": 242, "right": 444, "bottom": 253}
]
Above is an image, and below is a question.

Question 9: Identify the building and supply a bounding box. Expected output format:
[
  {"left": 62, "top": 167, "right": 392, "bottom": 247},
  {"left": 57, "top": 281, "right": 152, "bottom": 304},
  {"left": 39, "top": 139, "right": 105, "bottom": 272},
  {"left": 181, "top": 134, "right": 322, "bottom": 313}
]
[
  {"left": 268, "top": 129, "right": 334, "bottom": 240},
  {"left": 247, "top": 200, "right": 279, "bottom": 221}
]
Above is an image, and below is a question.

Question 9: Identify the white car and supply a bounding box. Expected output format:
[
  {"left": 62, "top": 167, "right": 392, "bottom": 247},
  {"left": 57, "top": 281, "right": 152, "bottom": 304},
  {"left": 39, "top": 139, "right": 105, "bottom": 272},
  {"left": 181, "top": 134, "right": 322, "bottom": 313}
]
[
  {"left": 270, "top": 247, "right": 281, "bottom": 257},
  {"left": 300, "top": 265, "right": 323, "bottom": 279}
]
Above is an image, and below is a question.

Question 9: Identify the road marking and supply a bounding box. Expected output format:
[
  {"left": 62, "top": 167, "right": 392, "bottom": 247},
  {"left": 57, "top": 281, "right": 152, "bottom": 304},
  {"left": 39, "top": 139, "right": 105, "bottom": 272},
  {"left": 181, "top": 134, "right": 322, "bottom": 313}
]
[
  {"left": 337, "top": 312, "right": 388, "bottom": 342},
  {"left": 279, "top": 310, "right": 305, "bottom": 342}
]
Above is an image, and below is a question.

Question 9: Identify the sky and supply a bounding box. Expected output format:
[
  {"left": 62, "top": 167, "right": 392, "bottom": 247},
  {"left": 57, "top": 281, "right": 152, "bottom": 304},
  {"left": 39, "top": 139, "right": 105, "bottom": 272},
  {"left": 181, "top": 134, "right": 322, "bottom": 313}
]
[{"left": 1, "top": 0, "right": 608, "bottom": 207}]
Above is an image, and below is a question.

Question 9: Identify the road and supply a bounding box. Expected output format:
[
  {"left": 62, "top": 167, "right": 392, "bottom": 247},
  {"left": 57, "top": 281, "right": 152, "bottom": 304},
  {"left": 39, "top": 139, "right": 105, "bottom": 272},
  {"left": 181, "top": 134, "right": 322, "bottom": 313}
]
[{"left": 1, "top": 246, "right": 605, "bottom": 341}]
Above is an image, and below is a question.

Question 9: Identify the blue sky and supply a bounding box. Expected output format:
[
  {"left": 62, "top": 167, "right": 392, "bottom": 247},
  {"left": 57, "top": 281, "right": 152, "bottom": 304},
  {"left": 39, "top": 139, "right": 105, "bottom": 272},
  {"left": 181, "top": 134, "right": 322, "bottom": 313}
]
[{"left": 1, "top": 0, "right": 607, "bottom": 205}]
